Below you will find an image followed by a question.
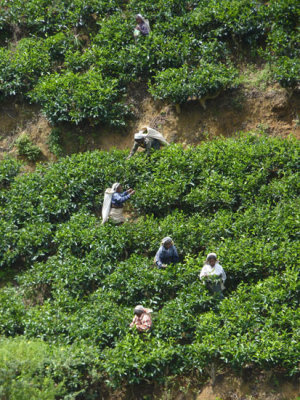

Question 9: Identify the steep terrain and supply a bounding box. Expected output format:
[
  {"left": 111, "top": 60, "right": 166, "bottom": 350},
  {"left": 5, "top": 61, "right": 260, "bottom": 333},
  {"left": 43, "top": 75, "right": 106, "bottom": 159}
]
[
  {"left": 0, "top": 0, "right": 299, "bottom": 399},
  {"left": 0, "top": 76, "right": 299, "bottom": 162},
  {"left": 0, "top": 137, "right": 299, "bottom": 399}
]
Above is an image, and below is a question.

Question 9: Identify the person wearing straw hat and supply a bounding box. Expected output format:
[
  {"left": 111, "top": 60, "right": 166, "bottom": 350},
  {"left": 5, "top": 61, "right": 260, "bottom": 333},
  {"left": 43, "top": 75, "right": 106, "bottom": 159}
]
[
  {"left": 101, "top": 182, "right": 135, "bottom": 225},
  {"left": 199, "top": 253, "right": 226, "bottom": 298},
  {"left": 130, "top": 305, "right": 153, "bottom": 332},
  {"left": 155, "top": 237, "right": 179, "bottom": 269},
  {"left": 127, "top": 126, "right": 169, "bottom": 159}
]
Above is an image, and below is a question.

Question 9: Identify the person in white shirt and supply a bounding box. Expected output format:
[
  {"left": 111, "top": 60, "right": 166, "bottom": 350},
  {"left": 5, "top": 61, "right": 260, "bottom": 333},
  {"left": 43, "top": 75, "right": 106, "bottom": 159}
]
[{"left": 199, "top": 253, "right": 226, "bottom": 298}]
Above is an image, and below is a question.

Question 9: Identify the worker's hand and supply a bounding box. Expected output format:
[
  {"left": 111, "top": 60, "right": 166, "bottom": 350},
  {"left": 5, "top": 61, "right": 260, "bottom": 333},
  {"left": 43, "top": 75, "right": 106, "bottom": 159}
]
[{"left": 162, "top": 264, "right": 167, "bottom": 268}]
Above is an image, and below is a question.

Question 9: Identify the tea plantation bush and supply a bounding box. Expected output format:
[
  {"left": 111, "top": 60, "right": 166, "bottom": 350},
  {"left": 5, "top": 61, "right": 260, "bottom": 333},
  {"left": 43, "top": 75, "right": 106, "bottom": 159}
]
[
  {"left": 30, "top": 69, "right": 130, "bottom": 125},
  {"left": 0, "top": 158, "right": 21, "bottom": 187},
  {"left": 0, "top": 135, "right": 299, "bottom": 396},
  {"left": 149, "top": 63, "right": 238, "bottom": 105},
  {"left": 0, "top": 38, "right": 51, "bottom": 97},
  {"left": 0, "top": 0, "right": 298, "bottom": 126},
  {"left": 16, "top": 134, "right": 42, "bottom": 161},
  {"left": 0, "top": 33, "right": 81, "bottom": 99},
  {"left": 0, "top": 337, "right": 103, "bottom": 399}
]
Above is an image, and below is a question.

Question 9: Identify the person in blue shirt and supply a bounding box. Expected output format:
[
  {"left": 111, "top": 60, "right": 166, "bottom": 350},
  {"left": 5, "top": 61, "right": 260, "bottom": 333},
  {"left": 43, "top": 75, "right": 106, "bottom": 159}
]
[
  {"left": 111, "top": 184, "right": 133, "bottom": 206},
  {"left": 155, "top": 237, "right": 179, "bottom": 269},
  {"left": 102, "top": 182, "right": 135, "bottom": 225}
]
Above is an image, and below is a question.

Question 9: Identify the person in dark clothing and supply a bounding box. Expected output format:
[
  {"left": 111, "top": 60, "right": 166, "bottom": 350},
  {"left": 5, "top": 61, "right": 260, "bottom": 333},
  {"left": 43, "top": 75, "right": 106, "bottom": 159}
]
[
  {"left": 155, "top": 237, "right": 179, "bottom": 269},
  {"left": 133, "top": 14, "right": 150, "bottom": 39}
]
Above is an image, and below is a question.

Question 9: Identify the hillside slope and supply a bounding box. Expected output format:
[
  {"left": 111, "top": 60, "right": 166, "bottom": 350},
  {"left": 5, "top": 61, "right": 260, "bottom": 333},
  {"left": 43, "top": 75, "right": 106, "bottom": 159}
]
[
  {"left": 0, "top": 136, "right": 299, "bottom": 399},
  {"left": 0, "top": 0, "right": 299, "bottom": 398},
  {"left": 0, "top": 0, "right": 299, "bottom": 162},
  {"left": 0, "top": 76, "right": 299, "bottom": 162}
]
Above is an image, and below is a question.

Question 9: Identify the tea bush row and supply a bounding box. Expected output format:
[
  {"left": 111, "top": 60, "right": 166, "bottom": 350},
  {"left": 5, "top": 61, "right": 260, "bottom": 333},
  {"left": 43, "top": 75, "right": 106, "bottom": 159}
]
[
  {"left": 0, "top": 33, "right": 80, "bottom": 98},
  {"left": 190, "top": 267, "right": 299, "bottom": 374},
  {"left": 101, "top": 268, "right": 299, "bottom": 386},
  {"left": 0, "top": 157, "right": 21, "bottom": 187},
  {"left": 0, "top": 0, "right": 123, "bottom": 37},
  {"left": 0, "top": 273, "right": 297, "bottom": 395},
  {"left": 0, "top": 0, "right": 298, "bottom": 127},
  {"left": 0, "top": 266, "right": 298, "bottom": 390},
  {"left": 0, "top": 135, "right": 299, "bottom": 394},
  {"left": 30, "top": 69, "right": 130, "bottom": 125},
  {"left": 0, "top": 336, "right": 103, "bottom": 400},
  {"left": 149, "top": 63, "right": 238, "bottom": 105},
  {"left": 0, "top": 135, "right": 299, "bottom": 270}
]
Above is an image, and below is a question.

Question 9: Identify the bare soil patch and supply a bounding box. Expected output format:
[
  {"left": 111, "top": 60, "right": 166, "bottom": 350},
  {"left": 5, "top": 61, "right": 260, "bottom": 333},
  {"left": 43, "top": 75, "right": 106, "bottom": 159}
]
[{"left": 0, "top": 83, "right": 298, "bottom": 163}]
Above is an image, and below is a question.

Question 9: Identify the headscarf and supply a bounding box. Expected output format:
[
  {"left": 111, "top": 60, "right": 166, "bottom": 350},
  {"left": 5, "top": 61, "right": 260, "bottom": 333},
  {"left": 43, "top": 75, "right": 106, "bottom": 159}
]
[
  {"left": 101, "top": 182, "right": 121, "bottom": 224},
  {"left": 134, "top": 305, "right": 153, "bottom": 314},
  {"left": 134, "top": 126, "right": 169, "bottom": 146},
  {"left": 161, "top": 236, "right": 173, "bottom": 246},
  {"left": 112, "top": 182, "right": 121, "bottom": 191},
  {"left": 206, "top": 253, "right": 217, "bottom": 261},
  {"left": 135, "top": 14, "right": 150, "bottom": 34},
  {"left": 136, "top": 13, "right": 145, "bottom": 22},
  {"left": 134, "top": 132, "right": 147, "bottom": 141}
]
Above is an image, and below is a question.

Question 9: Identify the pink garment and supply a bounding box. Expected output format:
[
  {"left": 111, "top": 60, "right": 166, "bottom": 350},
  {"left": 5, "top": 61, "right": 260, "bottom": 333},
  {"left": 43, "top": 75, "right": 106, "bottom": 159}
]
[{"left": 130, "top": 312, "right": 152, "bottom": 332}]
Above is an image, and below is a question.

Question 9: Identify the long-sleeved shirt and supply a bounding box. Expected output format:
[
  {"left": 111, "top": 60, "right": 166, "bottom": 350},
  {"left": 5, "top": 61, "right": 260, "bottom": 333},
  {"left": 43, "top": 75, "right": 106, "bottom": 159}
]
[
  {"left": 155, "top": 245, "right": 179, "bottom": 269},
  {"left": 111, "top": 191, "right": 131, "bottom": 208},
  {"left": 199, "top": 263, "right": 226, "bottom": 282},
  {"left": 130, "top": 312, "right": 152, "bottom": 332},
  {"left": 128, "top": 137, "right": 161, "bottom": 159}
]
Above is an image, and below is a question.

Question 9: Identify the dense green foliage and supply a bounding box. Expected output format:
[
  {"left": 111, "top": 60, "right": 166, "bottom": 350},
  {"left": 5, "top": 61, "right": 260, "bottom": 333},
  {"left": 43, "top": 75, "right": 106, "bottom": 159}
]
[
  {"left": 149, "top": 63, "right": 238, "bottom": 104},
  {"left": 0, "top": 135, "right": 299, "bottom": 397},
  {"left": 30, "top": 70, "right": 130, "bottom": 125},
  {"left": 0, "top": 158, "right": 21, "bottom": 187},
  {"left": 0, "top": 337, "right": 102, "bottom": 399},
  {"left": 15, "top": 134, "right": 42, "bottom": 161},
  {"left": 0, "top": 0, "right": 298, "bottom": 127}
]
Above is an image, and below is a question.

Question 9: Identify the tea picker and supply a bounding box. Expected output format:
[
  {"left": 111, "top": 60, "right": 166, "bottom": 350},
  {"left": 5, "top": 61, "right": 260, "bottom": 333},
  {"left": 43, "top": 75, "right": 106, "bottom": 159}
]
[
  {"left": 130, "top": 305, "right": 153, "bottom": 332},
  {"left": 155, "top": 236, "right": 179, "bottom": 269},
  {"left": 127, "top": 126, "right": 169, "bottom": 159},
  {"left": 102, "top": 182, "right": 135, "bottom": 224},
  {"left": 133, "top": 14, "right": 150, "bottom": 40},
  {"left": 199, "top": 253, "right": 226, "bottom": 298}
]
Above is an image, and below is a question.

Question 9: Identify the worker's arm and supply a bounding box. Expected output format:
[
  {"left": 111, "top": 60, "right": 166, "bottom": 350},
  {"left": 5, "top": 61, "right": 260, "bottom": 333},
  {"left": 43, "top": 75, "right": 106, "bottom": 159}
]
[
  {"left": 220, "top": 266, "right": 226, "bottom": 282},
  {"left": 155, "top": 247, "right": 164, "bottom": 268},
  {"left": 112, "top": 192, "right": 131, "bottom": 206},
  {"left": 199, "top": 266, "right": 208, "bottom": 280},
  {"left": 127, "top": 142, "right": 139, "bottom": 159},
  {"left": 130, "top": 316, "right": 137, "bottom": 328},
  {"left": 172, "top": 246, "right": 179, "bottom": 263}
]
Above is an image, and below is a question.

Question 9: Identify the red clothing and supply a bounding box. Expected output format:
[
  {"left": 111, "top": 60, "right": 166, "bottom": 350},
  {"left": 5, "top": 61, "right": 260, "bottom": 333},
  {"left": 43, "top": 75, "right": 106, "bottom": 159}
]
[{"left": 130, "top": 312, "right": 152, "bottom": 332}]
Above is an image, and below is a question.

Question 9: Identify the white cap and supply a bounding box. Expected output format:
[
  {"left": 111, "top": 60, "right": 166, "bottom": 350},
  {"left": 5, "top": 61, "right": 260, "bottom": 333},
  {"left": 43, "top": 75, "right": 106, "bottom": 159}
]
[{"left": 134, "top": 131, "right": 147, "bottom": 140}]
